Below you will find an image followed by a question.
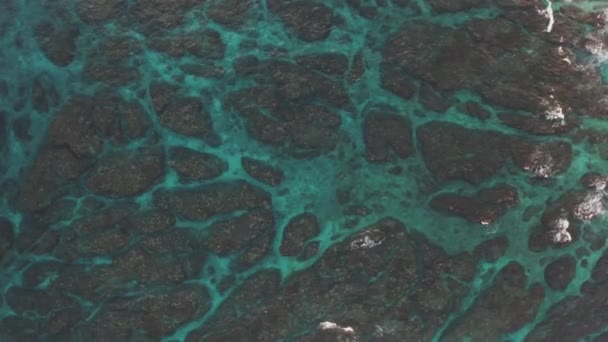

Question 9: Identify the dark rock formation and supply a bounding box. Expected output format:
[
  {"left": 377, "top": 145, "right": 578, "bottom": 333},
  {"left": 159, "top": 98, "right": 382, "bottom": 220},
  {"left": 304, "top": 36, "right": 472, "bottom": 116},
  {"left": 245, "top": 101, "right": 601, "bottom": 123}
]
[
  {"left": 417, "top": 121, "right": 510, "bottom": 183},
  {"left": 148, "top": 30, "right": 225, "bottom": 60},
  {"left": 544, "top": 255, "right": 576, "bottom": 291},
  {"left": 153, "top": 181, "right": 271, "bottom": 220},
  {"left": 442, "top": 262, "right": 544, "bottom": 341},
  {"left": 430, "top": 185, "right": 519, "bottom": 225},
  {"left": 0, "top": 217, "right": 13, "bottom": 261},
  {"left": 363, "top": 111, "right": 413, "bottom": 162},
  {"left": 526, "top": 250, "right": 608, "bottom": 340},
  {"left": 460, "top": 101, "right": 490, "bottom": 120},
  {"left": 76, "top": 0, "right": 126, "bottom": 24},
  {"left": 34, "top": 21, "right": 79, "bottom": 66},
  {"left": 203, "top": 209, "right": 275, "bottom": 269},
  {"left": 207, "top": 0, "right": 253, "bottom": 26},
  {"left": 86, "top": 148, "right": 165, "bottom": 197},
  {"left": 511, "top": 140, "right": 573, "bottom": 178},
  {"left": 275, "top": 2, "right": 336, "bottom": 42},
  {"left": 169, "top": 147, "right": 227, "bottom": 181},
  {"left": 280, "top": 213, "right": 320, "bottom": 257},
  {"left": 241, "top": 157, "right": 284, "bottom": 186},
  {"left": 296, "top": 53, "right": 349, "bottom": 76},
  {"left": 75, "top": 285, "right": 210, "bottom": 339},
  {"left": 188, "top": 218, "right": 509, "bottom": 341},
  {"left": 16, "top": 147, "right": 88, "bottom": 212}
]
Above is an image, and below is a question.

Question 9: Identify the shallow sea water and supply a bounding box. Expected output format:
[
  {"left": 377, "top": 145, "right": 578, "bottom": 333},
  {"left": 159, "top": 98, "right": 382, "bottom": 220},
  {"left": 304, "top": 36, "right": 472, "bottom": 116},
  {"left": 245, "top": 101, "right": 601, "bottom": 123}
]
[{"left": 1, "top": 0, "right": 608, "bottom": 341}]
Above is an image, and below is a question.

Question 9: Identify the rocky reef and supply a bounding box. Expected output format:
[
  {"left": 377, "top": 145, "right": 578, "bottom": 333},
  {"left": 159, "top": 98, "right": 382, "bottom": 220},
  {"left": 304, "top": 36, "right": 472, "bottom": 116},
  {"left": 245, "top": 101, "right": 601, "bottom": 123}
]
[{"left": 1, "top": 0, "right": 608, "bottom": 340}]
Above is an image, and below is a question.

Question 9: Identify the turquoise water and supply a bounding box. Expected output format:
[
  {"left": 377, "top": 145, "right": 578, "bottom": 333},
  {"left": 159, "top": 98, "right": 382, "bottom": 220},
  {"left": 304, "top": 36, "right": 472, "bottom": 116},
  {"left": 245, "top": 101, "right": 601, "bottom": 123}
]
[{"left": 1, "top": 0, "right": 608, "bottom": 341}]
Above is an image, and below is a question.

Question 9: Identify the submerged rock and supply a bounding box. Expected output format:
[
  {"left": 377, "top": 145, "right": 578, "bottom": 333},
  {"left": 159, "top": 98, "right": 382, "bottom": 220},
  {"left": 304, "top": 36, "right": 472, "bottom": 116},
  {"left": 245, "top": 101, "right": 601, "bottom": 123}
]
[
  {"left": 169, "top": 147, "right": 227, "bottom": 181},
  {"left": 76, "top": 0, "right": 126, "bottom": 24},
  {"left": 430, "top": 185, "right": 519, "bottom": 225},
  {"left": 153, "top": 181, "right": 271, "bottom": 220},
  {"left": 544, "top": 255, "right": 576, "bottom": 291},
  {"left": 34, "top": 21, "right": 79, "bottom": 67},
  {"left": 280, "top": 213, "right": 320, "bottom": 257},
  {"left": 275, "top": 2, "right": 336, "bottom": 42},
  {"left": 86, "top": 148, "right": 165, "bottom": 197},
  {"left": 417, "top": 121, "right": 510, "bottom": 183},
  {"left": 188, "top": 218, "right": 510, "bottom": 341},
  {"left": 442, "top": 262, "right": 544, "bottom": 341},
  {"left": 363, "top": 111, "right": 413, "bottom": 163},
  {"left": 241, "top": 157, "right": 284, "bottom": 186},
  {"left": 511, "top": 140, "right": 572, "bottom": 178}
]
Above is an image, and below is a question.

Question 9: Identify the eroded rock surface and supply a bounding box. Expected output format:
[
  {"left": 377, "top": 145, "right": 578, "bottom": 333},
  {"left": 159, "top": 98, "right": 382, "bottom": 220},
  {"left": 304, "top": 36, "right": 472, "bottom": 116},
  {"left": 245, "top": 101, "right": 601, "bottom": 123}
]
[
  {"left": 86, "top": 148, "right": 165, "bottom": 197},
  {"left": 431, "top": 185, "right": 519, "bottom": 225},
  {"left": 187, "top": 218, "right": 511, "bottom": 341}
]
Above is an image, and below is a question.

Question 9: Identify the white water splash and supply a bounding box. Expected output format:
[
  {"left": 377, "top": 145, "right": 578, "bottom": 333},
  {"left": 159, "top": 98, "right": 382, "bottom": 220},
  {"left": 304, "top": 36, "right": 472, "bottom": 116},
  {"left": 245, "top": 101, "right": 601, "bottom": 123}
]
[
  {"left": 585, "top": 39, "right": 608, "bottom": 64},
  {"left": 549, "top": 217, "right": 571, "bottom": 244},
  {"left": 525, "top": 147, "right": 555, "bottom": 179},
  {"left": 538, "top": 0, "right": 555, "bottom": 33},
  {"left": 551, "top": 228, "right": 572, "bottom": 244},
  {"left": 540, "top": 95, "right": 566, "bottom": 127},
  {"left": 350, "top": 230, "right": 385, "bottom": 250},
  {"left": 319, "top": 321, "right": 358, "bottom": 341},
  {"left": 573, "top": 191, "right": 605, "bottom": 221}
]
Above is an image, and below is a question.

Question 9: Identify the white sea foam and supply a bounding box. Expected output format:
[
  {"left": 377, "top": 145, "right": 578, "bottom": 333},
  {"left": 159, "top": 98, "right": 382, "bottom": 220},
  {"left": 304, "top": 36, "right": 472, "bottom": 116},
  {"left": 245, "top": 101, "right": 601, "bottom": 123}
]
[
  {"left": 549, "top": 217, "right": 571, "bottom": 245},
  {"left": 538, "top": 0, "right": 555, "bottom": 33},
  {"left": 550, "top": 228, "right": 572, "bottom": 244}
]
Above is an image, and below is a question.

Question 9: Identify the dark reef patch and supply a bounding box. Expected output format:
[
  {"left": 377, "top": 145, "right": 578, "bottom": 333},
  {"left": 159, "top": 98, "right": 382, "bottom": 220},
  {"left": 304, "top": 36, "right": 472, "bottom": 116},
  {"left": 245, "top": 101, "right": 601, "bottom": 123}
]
[{"left": 2, "top": 1, "right": 608, "bottom": 341}]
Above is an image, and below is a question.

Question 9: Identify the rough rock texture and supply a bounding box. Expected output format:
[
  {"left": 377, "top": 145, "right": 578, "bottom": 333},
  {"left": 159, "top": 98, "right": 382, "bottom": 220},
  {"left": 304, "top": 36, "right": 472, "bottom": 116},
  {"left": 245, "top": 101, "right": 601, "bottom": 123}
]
[
  {"left": 148, "top": 29, "right": 225, "bottom": 60},
  {"left": 6, "top": 1, "right": 608, "bottom": 341},
  {"left": 381, "top": 12, "right": 608, "bottom": 119},
  {"left": 51, "top": 205, "right": 135, "bottom": 260},
  {"left": 85, "top": 148, "right": 164, "bottom": 197},
  {"left": 442, "top": 262, "right": 544, "bottom": 341},
  {"left": 83, "top": 36, "right": 143, "bottom": 86},
  {"left": 207, "top": 0, "right": 253, "bottom": 26},
  {"left": 363, "top": 111, "right": 413, "bottom": 162},
  {"left": 241, "top": 157, "right": 284, "bottom": 186},
  {"left": 169, "top": 147, "right": 227, "bottom": 181},
  {"left": 296, "top": 53, "right": 349, "bottom": 76},
  {"left": 460, "top": 101, "right": 490, "bottom": 120},
  {"left": 419, "top": 83, "right": 452, "bottom": 113},
  {"left": 203, "top": 209, "right": 275, "bottom": 268},
  {"left": 158, "top": 97, "right": 213, "bottom": 138},
  {"left": 511, "top": 140, "right": 573, "bottom": 178},
  {"left": 380, "top": 69, "right": 417, "bottom": 100},
  {"left": 187, "top": 218, "right": 510, "bottom": 341},
  {"left": 275, "top": 2, "right": 336, "bottom": 42},
  {"left": 280, "top": 213, "right": 320, "bottom": 257},
  {"left": 76, "top": 0, "right": 126, "bottom": 24},
  {"left": 75, "top": 285, "right": 210, "bottom": 339},
  {"left": 498, "top": 112, "right": 577, "bottom": 135},
  {"left": 417, "top": 121, "right": 510, "bottom": 183},
  {"left": 0, "top": 217, "right": 14, "bottom": 261},
  {"left": 579, "top": 172, "right": 607, "bottom": 191},
  {"left": 419, "top": 121, "right": 574, "bottom": 184},
  {"left": 16, "top": 147, "right": 88, "bottom": 212},
  {"left": 544, "top": 255, "right": 576, "bottom": 291},
  {"left": 153, "top": 181, "right": 272, "bottom": 220},
  {"left": 47, "top": 94, "right": 117, "bottom": 158},
  {"left": 34, "top": 21, "right": 79, "bottom": 66},
  {"left": 429, "top": 0, "right": 487, "bottom": 13},
  {"left": 431, "top": 185, "right": 519, "bottom": 225},
  {"left": 33, "top": 73, "right": 61, "bottom": 112},
  {"left": 129, "top": 0, "right": 204, "bottom": 31},
  {"left": 526, "top": 250, "right": 608, "bottom": 341},
  {"left": 226, "top": 83, "right": 344, "bottom": 154}
]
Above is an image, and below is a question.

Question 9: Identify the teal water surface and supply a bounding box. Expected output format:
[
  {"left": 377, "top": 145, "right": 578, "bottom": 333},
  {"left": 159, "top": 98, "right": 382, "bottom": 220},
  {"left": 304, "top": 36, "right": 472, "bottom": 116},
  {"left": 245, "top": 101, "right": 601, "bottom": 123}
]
[{"left": 1, "top": 0, "right": 608, "bottom": 341}]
